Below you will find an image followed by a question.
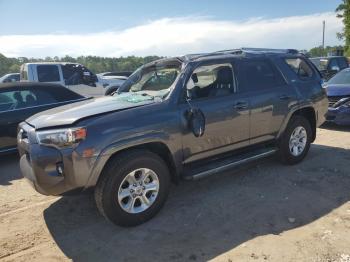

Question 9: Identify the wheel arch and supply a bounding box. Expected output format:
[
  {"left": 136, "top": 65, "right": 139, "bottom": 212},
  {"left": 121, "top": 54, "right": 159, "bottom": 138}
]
[
  {"left": 85, "top": 138, "right": 180, "bottom": 189},
  {"left": 278, "top": 106, "right": 317, "bottom": 143}
]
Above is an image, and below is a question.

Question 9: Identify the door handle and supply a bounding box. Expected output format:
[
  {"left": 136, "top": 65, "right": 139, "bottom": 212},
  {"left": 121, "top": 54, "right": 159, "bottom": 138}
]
[
  {"left": 233, "top": 101, "right": 248, "bottom": 110},
  {"left": 279, "top": 95, "right": 291, "bottom": 100}
]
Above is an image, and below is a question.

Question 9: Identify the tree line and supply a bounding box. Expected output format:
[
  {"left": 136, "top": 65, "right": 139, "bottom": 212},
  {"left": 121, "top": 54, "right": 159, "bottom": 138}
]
[{"left": 0, "top": 53, "right": 162, "bottom": 77}]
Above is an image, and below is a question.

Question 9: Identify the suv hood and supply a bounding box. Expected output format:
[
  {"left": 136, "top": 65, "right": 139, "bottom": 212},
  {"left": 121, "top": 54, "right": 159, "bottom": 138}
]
[{"left": 27, "top": 93, "right": 156, "bottom": 129}]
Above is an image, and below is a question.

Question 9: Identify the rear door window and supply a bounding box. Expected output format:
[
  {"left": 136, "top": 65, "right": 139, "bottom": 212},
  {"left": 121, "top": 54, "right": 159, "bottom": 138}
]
[
  {"left": 238, "top": 59, "right": 286, "bottom": 92},
  {"left": 62, "top": 64, "right": 84, "bottom": 85},
  {"left": 0, "top": 89, "right": 57, "bottom": 112},
  {"left": 337, "top": 58, "right": 348, "bottom": 69},
  {"left": 37, "top": 65, "right": 60, "bottom": 82},
  {"left": 285, "top": 58, "right": 314, "bottom": 80},
  {"left": 328, "top": 59, "right": 339, "bottom": 70}
]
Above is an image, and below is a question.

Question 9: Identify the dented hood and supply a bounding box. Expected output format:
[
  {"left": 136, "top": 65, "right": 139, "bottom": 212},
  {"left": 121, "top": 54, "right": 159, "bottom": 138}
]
[{"left": 27, "top": 93, "right": 155, "bottom": 129}]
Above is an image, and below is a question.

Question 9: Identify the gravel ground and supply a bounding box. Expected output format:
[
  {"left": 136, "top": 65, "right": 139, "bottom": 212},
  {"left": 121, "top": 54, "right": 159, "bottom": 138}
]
[{"left": 0, "top": 124, "right": 350, "bottom": 262}]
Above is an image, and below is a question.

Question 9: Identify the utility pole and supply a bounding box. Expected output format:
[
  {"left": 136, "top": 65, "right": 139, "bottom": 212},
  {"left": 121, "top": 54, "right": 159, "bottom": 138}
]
[{"left": 322, "top": 20, "right": 325, "bottom": 50}]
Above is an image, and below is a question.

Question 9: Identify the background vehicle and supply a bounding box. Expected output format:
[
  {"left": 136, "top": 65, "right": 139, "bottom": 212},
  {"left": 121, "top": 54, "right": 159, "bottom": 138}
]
[
  {"left": 310, "top": 56, "right": 349, "bottom": 80},
  {"left": 0, "top": 73, "right": 20, "bottom": 83},
  {"left": 20, "top": 63, "right": 126, "bottom": 97},
  {"left": 18, "top": 48, "right": 328, "bottom": 227},
  {"left": 0, "top": 82, "right": 86, "bottom": 154},
  {"left": 324, "top": 68, "right": 350, "bottom": 125}
]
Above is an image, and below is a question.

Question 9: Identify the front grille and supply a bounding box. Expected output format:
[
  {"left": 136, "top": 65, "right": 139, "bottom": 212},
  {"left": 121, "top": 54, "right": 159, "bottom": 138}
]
[{"left": 328, "top": 96, "right": 349, "bottom": 107}]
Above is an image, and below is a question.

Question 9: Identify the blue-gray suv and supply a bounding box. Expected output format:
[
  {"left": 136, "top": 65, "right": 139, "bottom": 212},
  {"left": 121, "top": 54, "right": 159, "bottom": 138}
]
[{"left": 18, "top": 48, "right": 328, "bottom": 226}]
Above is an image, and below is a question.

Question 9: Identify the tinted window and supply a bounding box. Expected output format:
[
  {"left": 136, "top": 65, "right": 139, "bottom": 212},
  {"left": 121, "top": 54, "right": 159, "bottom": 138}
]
[
  {"left": 0, "top": 89, "right": 57, "bottom": 112},
  {"left": 239, "top": 60, "right": 285, "bottom": 92},
  {"left": 37, "top": 65, "right": 60, "bottom": 82},
  {"left": 285, "top": 58, "right": 313, "bottom": 79},
  {"left": 328, "top": 59, "right": 339, "bottom": 70},
  {"left": 62, "top": 64, "right": 84, "bottom": 85},
  {"left": 337, "top": 58, "right": 348, "bottom": 69},
  {"left": 186, "top": 64, "right": 235, "bottom": 99}
]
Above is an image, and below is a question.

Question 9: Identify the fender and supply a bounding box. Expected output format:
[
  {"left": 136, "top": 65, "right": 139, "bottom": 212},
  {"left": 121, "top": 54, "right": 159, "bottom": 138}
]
[
  {"left": 84, "top": 131, "right": 180, "bottom": 188},
  {"left": 276, "top": 102, "right": 316, "bottom": 140}
]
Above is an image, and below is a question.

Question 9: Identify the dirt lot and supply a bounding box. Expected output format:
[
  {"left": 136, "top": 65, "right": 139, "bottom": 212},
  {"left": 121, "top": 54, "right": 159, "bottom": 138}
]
[{"left": 0, "top": 124, "right": 350, "bottom": 262}]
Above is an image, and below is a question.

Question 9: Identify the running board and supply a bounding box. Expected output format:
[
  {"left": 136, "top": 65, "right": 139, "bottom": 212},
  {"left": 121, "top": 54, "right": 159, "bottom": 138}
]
[{"left": 183, "top": 148, "right": 277, "bottom": 180}]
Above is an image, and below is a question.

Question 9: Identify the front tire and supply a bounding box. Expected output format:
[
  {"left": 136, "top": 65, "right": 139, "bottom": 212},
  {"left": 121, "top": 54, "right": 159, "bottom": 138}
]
[
  {"left": 95, "top": 150, "right": 170, "bottom": 227},
  {"left": 278, "top": 116, "right": 312, "bottom": 165}
]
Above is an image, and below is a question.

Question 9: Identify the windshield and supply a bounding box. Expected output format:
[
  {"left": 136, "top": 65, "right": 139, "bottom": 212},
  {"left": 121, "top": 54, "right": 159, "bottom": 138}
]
[
  {"left": 117, "top": 61, "right": 182, "bottom": 99},
  {"left": 328, "top": 69, "right": 350, "bottom": 85},
  {"left": 310, "top": 58, "right": 329, "bottom": 71}
]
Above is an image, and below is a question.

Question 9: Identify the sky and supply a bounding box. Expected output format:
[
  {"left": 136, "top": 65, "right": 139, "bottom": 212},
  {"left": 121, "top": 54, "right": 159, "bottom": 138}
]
[{"left": 0, "top": 0, "right": 344, "bottom": 58}]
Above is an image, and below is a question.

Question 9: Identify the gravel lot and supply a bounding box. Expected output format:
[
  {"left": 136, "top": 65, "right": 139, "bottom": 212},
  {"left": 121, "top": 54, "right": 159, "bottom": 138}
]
[{"left": 0, "top": 124, "right": 350, "bottom": 262}]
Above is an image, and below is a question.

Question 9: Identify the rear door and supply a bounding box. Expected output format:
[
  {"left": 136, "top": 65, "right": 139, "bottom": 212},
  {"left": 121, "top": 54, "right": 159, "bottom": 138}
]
[{"left": 236, "top": 58, "right": 296, "bottom": 144}]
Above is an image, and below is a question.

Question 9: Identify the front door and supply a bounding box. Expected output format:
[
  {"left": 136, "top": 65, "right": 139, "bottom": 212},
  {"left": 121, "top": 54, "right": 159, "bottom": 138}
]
[{"left": 180, "top": 62, "right": 250, "bottom": 164}]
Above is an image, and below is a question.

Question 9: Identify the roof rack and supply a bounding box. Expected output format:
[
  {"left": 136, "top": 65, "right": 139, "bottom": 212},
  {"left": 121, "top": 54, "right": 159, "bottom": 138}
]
[
  {"left": 183, "top": 47, "right": 300, "bottom": 62},
  {"left": 215, "top": 47, "right": 299, "bottom": 55}
]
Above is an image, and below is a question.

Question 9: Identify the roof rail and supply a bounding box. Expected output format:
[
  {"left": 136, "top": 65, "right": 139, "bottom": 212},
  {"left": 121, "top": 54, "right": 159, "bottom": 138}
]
[
  {"left": 183, "top": 47, "right": 299, "bottom": 62},
  {"left": 241, "top": 47, "right": 299, "bottom": 54}
]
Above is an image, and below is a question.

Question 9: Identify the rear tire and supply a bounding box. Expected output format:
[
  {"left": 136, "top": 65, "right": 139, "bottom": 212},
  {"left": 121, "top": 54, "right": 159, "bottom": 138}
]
[
  {"left": 95, "top": 150, "right": 170, "bottom": 227},
  {"left": 278, "top": 116, "right": 312, "bottom": 165}
]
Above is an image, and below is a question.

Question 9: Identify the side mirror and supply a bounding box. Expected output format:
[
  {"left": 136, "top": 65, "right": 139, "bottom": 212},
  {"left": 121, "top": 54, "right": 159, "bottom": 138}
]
[{"left": 187, "top": 108, "right": 205, "bottom": 137}]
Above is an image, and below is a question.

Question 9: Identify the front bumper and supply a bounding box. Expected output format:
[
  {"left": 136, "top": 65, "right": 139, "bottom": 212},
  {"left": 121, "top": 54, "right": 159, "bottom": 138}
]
[
  {"left": 18, "top": 123, "right": 97, "bottom": 196},
  {"left": 326, "top": 107, "right": 350, "bottom": 126}
]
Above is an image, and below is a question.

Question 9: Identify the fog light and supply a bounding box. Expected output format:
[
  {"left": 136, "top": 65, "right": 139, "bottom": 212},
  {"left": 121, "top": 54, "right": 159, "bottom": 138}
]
[{"left": 56, "top": 162, "right": 64, "bottom": 175}]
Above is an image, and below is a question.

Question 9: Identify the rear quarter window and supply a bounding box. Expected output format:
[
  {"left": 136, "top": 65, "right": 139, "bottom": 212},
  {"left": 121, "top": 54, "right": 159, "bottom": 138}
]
[
  {"left": 37, "top": 65, "right": 60, "bottom": 82},
  {"left": 285, "top": 58, "right": 314, "bottom": 80}
]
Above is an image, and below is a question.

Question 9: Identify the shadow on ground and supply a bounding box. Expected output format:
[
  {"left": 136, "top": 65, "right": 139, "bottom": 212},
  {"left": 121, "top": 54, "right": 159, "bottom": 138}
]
[
  {"left": 43, "top": 144, "right": 350, "bottom": 262},
  {"left": 0, "top": 153, "right": 20, "bottom": 186}
]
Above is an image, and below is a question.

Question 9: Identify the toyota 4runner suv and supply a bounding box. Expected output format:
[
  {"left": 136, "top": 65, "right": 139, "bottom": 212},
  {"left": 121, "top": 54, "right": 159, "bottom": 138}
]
[{"left": 18, "top": 48, "right": 328, "bottom": 227}]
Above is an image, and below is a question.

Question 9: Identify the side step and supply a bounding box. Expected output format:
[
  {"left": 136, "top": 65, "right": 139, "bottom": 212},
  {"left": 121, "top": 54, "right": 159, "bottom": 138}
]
[{"left": 183, "top": 147, "right": 277, "bottom": 180}]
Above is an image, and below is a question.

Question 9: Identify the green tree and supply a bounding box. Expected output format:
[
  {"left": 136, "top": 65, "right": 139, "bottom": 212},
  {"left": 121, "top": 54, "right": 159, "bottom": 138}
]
[
  {"left": 308, "top": 45, "right": 344, "bottom": 57},
  {"left": 0, "top": 53, "right": 162, "bottom": 77},
  {"left": 336, "top": 0, "right": 350, "bottom": 56}
]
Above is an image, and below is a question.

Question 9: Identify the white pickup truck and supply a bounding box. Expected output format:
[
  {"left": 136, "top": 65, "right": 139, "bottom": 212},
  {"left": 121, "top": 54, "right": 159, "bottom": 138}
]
[{"left": 20, "top": 62, "right": 126, "bottom": 97}]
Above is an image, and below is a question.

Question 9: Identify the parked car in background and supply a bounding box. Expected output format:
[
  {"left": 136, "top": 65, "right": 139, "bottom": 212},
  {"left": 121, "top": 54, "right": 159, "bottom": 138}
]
[
  {"left": 18, "top": 48, "right": 328, "bottom": 227},
  {"left": 0, "top": 73, "right": 20, "bottom": 83},
  {"left": 20, "top": 63, "right": 126, "bottom": 97},
  {"left": 0, "top": 82, "right": 86, "bottom": 154},
  {"left": 310, "top": 56, "right": 349, "bottom": 80},
  {"left": 325, "top": 68, "right": 350, "bottom": 125}
]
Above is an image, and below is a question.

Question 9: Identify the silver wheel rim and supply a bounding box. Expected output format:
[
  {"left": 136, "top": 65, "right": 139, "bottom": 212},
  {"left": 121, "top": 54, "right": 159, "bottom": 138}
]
[
  {"left": 117, "top": 168, "right": 159, "bottom": 214},
  {"left": 289, "top": 126, "right": 307, "bottom": 157}
]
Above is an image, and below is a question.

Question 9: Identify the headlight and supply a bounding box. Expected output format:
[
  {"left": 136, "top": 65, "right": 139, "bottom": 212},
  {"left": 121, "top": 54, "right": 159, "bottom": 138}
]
[{"left": 36, "top": 127, "right": 87, "bottom": 148}]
